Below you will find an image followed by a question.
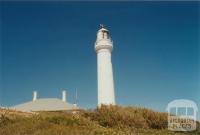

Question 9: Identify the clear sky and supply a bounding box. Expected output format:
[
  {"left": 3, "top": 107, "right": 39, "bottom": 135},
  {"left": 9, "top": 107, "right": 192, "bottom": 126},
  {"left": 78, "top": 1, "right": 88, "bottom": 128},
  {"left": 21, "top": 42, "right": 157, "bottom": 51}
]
[{"left": 0, "top": 1, "right": 199, "bottom": 119}]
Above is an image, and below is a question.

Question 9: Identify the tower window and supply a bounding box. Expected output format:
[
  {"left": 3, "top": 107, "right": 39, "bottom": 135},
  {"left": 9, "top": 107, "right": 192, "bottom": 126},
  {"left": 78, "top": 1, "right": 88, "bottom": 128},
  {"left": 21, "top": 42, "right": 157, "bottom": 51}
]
[{"left": 102, "top": 31, "right": 109, "bottom": 39}]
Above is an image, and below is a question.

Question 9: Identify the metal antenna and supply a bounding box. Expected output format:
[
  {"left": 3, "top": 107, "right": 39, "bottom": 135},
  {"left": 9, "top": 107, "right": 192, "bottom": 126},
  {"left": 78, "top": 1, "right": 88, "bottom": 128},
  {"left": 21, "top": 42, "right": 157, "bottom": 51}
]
[{"left": 75, "top": 88, "right": 78, "bottom": 105}]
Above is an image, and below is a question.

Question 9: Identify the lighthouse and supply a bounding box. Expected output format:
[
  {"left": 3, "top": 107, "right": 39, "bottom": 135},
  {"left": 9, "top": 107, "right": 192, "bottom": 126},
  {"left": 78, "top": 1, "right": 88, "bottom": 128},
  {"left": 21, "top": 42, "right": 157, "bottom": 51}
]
[{"left": 95, "top": 24, "right": 115, "bottom": 107}]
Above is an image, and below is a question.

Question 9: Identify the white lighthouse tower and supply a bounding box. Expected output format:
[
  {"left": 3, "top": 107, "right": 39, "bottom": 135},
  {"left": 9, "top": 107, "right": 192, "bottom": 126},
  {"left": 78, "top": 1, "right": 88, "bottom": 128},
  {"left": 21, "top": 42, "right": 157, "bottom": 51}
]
[{"left": 95, "top": 24, "right": 115, "bottom": 107}]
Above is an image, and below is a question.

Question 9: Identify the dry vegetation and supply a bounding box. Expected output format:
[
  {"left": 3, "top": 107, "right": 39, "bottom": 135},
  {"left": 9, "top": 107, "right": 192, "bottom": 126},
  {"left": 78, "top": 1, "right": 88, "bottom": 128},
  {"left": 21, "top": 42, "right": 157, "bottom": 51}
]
[{"left": 0, "top": 105, "right": 199, "bottom": 135}]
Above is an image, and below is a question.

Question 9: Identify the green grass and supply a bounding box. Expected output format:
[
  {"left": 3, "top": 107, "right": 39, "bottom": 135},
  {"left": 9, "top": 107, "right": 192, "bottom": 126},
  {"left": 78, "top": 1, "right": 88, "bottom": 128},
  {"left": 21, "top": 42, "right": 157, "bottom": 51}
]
[{"left": 0, "top": 105, "right": 199, "bottom": 135}]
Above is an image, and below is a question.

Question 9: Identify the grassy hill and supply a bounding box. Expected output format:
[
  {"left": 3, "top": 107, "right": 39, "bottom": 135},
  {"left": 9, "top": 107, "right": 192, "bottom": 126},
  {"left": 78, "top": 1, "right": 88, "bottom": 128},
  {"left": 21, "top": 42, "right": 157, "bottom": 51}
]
[{"left": 0, "top": 105, "right": 199, "bottom": 135}]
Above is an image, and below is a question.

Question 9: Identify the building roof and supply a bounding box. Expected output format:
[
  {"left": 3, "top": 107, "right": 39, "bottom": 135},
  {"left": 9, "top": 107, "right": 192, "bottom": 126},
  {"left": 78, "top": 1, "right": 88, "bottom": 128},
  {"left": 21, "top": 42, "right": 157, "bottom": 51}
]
[{"left": 11, "top": 98, "right": 78, "bottom": 112}]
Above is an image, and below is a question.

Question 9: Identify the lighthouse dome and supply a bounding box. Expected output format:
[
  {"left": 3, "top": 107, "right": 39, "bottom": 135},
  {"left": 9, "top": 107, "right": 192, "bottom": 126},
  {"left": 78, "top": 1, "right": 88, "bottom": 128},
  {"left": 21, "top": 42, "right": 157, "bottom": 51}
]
[
  {"left": 97, "top": 26, "right": 110, "bottom": 41},
  {"left": 95, "top": 25, "right": 113, "bottom": 52}
]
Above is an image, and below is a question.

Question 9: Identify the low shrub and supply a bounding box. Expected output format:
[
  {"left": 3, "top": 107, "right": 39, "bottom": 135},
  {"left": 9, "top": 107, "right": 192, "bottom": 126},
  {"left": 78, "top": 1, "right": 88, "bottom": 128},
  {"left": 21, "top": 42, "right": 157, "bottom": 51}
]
[
  {"left": 0, "top": 106, "right": 199, "bottom": 135},
  {"left": 83, "top": 105, "right": 167, "bottom": 129}
]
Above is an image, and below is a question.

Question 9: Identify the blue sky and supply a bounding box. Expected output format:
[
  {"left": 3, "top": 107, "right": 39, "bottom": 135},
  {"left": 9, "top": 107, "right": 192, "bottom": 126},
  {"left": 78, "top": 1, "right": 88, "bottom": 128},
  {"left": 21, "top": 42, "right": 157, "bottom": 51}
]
[{"left": 0, "top": 1, "right": 199, "bottom": 119}]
